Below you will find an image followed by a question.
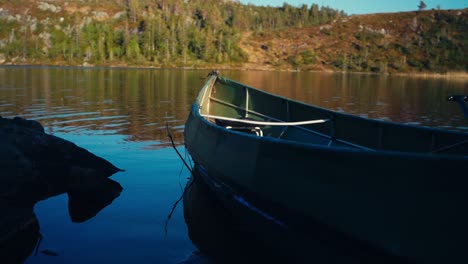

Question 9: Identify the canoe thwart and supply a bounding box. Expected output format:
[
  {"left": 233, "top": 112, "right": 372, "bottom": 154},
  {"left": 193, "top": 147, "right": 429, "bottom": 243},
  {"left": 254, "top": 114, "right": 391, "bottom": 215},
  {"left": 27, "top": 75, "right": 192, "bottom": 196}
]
[
  {"left": 214, "top": 117, "right": 264, "bottom": 137},
  {"left": 201, "top": 114, "right": 329, "bottom": 127}
]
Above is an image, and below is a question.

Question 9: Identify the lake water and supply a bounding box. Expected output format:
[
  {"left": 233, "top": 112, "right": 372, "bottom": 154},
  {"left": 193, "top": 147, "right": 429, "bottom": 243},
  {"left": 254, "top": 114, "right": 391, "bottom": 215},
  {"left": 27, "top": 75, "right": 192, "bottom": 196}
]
[{"left": 0, "top": 66, "right": 467, "bottom": 263}]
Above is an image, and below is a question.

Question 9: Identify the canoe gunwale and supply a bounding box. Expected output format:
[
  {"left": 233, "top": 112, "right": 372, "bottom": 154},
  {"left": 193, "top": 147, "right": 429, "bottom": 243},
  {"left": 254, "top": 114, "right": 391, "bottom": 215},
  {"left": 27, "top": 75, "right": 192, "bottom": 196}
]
[{"left": 190, "top": 107, "right": 467, "bottom": 165}]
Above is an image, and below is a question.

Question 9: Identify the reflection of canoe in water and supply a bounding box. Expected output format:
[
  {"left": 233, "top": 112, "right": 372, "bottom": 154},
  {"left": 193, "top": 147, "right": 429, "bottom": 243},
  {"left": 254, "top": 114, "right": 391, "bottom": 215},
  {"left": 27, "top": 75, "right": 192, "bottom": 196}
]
[{"left": 184, "top": 73, "right": 468, "bottom": 263}]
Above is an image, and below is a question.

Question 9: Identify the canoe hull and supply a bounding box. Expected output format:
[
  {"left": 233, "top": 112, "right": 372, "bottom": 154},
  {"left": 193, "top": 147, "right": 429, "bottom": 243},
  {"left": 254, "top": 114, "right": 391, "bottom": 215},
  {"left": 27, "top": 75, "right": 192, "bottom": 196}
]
[{"left": 190, "top": 161, "right": 420, "bottom": 263}]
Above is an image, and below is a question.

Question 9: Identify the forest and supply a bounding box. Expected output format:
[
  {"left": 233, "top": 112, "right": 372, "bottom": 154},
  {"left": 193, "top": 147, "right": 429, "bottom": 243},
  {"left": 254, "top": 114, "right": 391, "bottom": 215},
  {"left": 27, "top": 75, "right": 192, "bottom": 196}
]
[
  {"left": 0, "top": 0, "right": 343, "bottom": 67},
  {"left": 0, "top": 0, "right": 466, "bottom": 73}
]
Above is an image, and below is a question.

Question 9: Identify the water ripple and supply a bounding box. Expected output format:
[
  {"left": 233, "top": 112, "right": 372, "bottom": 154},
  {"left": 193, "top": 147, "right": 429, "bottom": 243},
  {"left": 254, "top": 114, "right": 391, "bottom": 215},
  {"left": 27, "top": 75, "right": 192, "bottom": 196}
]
[
  {"left": 104, "top": 122, "right": 131, "bottom": 128},
  {"left": 51, "top": 115, "right": 128, "bottom": 125},
  {"left": 34, "top": 112, "right": 102, "bottom": 121}
]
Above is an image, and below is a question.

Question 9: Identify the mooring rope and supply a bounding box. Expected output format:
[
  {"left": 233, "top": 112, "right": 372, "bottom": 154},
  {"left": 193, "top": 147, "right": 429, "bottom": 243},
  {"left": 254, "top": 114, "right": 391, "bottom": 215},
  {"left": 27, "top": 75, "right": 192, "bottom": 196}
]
[{"left": 164, "top": 123, "right": 196, "bottom": 239}]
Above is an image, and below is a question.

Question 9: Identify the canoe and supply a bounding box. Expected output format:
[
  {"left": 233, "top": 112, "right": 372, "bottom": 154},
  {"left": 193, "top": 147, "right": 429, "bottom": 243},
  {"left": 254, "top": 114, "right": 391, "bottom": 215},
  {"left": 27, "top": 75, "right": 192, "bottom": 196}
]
[{"left": 184, "top": 72, "right": 468, "bottom": 263}]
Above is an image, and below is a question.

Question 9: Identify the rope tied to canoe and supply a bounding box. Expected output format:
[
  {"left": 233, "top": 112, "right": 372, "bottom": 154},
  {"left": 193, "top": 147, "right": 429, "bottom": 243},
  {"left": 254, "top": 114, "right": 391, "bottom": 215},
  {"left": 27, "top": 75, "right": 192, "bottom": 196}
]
[
  {"left": 201, "top": 114, "right": 329, "bottom": 126},
  {"left": 164, "top": 122, "right": 196, "bottom": 239}
]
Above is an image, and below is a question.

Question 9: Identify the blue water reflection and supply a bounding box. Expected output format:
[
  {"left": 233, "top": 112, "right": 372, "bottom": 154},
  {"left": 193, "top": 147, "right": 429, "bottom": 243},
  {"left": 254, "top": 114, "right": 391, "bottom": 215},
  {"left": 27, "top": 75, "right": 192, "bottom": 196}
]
[{"left": 26, "top": 132, "right": 195, "bottom": 264}]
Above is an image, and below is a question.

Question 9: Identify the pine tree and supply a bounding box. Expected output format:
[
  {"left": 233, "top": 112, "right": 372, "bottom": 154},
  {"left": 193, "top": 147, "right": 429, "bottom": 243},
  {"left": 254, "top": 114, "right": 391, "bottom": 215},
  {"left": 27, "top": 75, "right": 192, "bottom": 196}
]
[{"left": 311, "top": 4, "right": 320, "bottom": 25}]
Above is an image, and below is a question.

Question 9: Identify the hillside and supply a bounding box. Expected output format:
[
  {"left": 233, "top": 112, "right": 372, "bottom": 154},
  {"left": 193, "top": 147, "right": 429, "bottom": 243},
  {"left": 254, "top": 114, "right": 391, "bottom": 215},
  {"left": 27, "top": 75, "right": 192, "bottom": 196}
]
[
  {"left": 242, "top": 9, "right": 468, "bottom": 73},
  {"left": 0, "top": 0, "right": 466, "bottom": 74}
]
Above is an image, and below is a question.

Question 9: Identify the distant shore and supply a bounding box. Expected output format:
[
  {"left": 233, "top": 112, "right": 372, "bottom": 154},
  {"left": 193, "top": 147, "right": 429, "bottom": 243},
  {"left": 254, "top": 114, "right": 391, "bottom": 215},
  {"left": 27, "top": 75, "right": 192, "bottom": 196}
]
[
  {"left": 1, "top": 62, "right": 467, "bottom": 80},
  {"left": 392, "top": 71, "right": 468, "bottom": 80}
]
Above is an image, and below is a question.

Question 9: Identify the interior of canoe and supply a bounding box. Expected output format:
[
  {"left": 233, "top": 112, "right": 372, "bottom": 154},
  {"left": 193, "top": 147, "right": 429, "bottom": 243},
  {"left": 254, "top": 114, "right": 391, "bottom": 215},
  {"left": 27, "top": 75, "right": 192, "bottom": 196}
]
[{"left": 198, "top": 76, "right": 468, "bottom": 156}]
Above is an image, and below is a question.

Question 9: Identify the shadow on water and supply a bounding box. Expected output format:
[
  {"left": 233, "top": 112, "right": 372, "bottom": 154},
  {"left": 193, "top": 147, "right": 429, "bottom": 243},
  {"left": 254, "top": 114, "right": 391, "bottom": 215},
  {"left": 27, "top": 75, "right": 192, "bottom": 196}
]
[
  {"left": 0, "top": 178, "right": 122, "bottom": 263},
  {"left": 68, "top": 179, "right": 122, "bottom": 223}
]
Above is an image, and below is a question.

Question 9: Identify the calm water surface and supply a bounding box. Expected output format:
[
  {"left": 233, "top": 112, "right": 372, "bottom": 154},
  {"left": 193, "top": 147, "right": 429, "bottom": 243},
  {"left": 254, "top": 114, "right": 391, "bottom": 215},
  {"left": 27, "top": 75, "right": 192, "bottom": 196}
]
[{"left": 0, "top": 66, "right": 467, "bottom": 263}]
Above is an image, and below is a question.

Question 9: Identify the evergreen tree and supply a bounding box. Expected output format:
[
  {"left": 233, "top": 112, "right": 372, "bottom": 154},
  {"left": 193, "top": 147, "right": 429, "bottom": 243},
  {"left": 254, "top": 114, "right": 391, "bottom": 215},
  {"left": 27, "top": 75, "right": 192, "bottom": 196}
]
[{"left": 311, "top": 4, "right": 320, "bottom": 25}]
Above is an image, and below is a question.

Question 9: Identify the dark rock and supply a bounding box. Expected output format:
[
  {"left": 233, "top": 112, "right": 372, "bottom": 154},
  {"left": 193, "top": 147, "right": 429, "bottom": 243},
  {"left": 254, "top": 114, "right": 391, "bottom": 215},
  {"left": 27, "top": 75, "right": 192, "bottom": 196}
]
[{"left": 0, "top": 116, "right": 123, "bottom": 202}]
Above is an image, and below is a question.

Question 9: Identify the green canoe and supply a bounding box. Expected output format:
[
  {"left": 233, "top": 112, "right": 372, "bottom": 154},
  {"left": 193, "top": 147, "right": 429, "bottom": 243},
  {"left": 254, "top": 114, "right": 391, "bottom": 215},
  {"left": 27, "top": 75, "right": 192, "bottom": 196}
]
[{"left": 184, "top": 73, "right": 468, "bottom": 263}]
